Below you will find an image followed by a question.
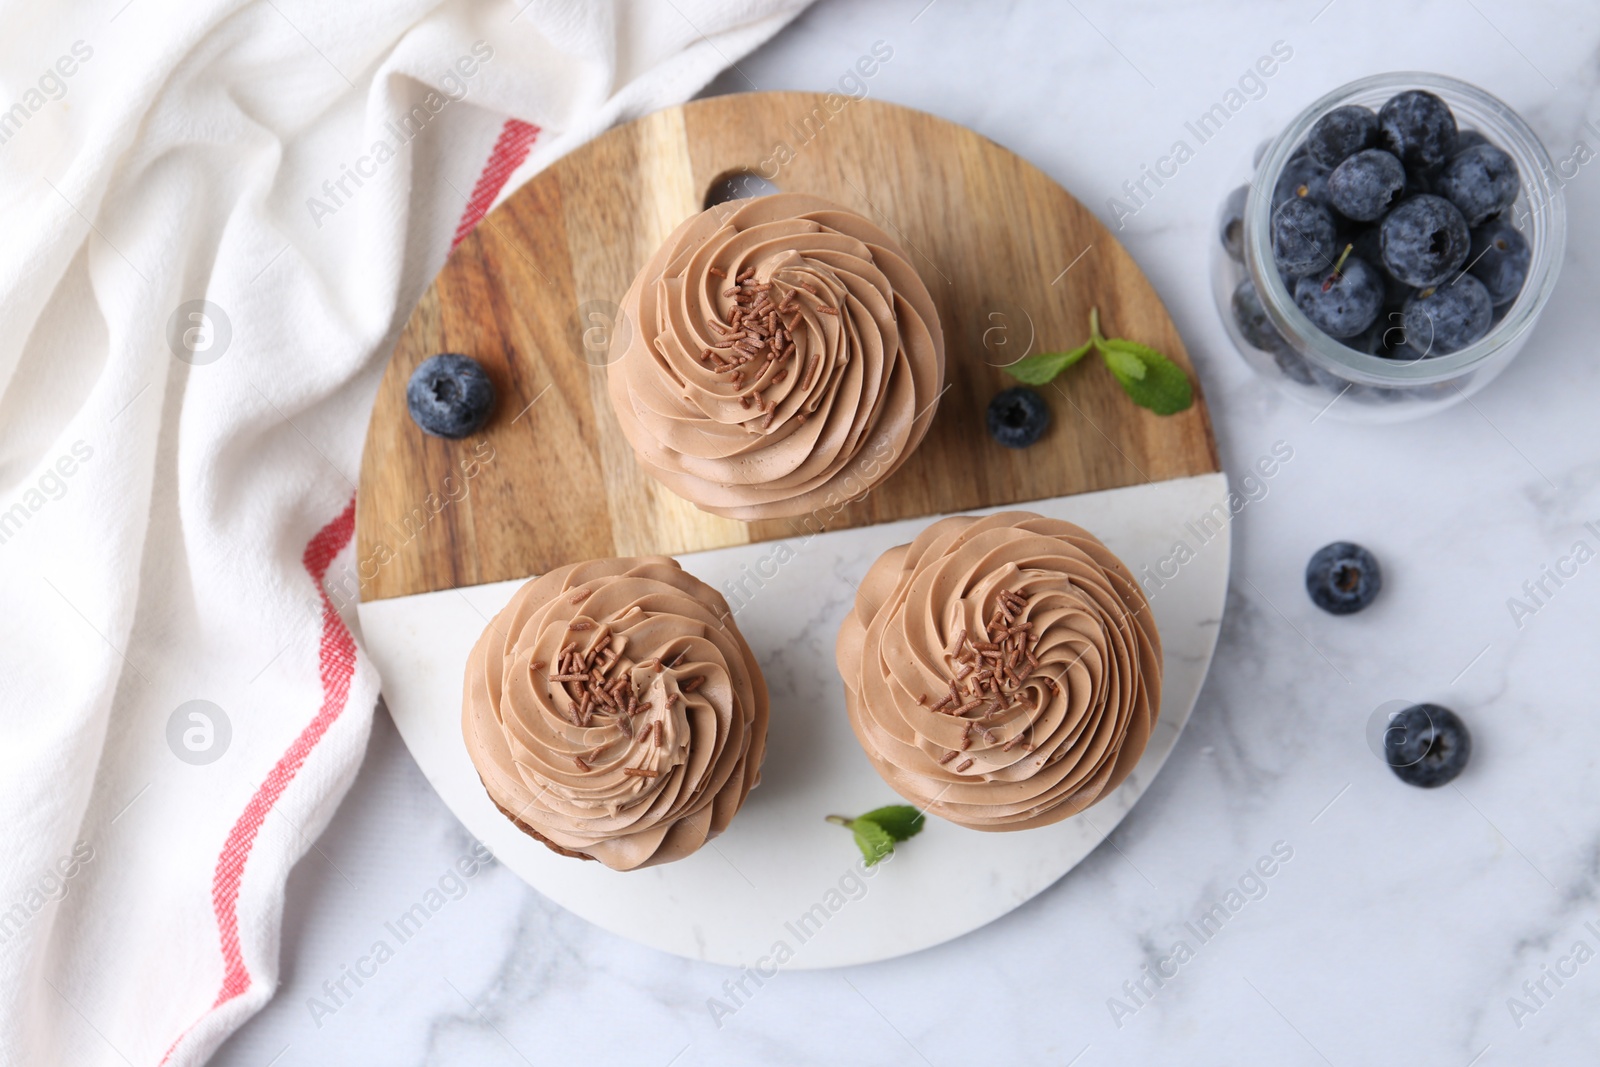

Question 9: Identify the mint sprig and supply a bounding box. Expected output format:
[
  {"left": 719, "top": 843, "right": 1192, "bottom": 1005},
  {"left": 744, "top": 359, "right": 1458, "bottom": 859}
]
[
  {"left": 1006, "top": 307, "right": 1193, "bottom": 415},
  {"left": 826, "top": 804, "right": 925, "bottom": 866},
  {"left": 1004, "top": 340, "right": 1093, "bottom": 385}
]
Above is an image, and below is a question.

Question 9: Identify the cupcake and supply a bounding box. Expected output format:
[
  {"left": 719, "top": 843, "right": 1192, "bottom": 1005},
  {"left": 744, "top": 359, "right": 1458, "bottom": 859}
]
[
  {"left": 462, "top": 557, "right": 768, "bottom": 870},
  {"left": 607, "top": 192, "right": 944, "bottom": 520},
  {"left": 835, "top": 512, "right": 1162, "bottom": 830}
]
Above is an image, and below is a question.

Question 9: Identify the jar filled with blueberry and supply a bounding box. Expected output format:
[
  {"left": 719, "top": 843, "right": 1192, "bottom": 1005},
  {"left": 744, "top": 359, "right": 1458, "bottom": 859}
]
[{"left": 1213, "top": 73, "right": 1565, "bottom": 421}]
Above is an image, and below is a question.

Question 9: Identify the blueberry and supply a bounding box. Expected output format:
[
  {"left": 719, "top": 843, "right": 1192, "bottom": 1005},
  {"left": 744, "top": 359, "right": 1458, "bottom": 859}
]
[
  {"left": 1436, "top": 144, "right": 1520, "bottom": 226},
  {"left": 1382, "top": 339, "right": 1435, "bottom": 363},
  {"left": 1306, "top": 105, "right": 1379, "bottom": 168},
  {"left": 1267, "top": 341, "right": 1345, "bottom": 391},
  {"left": 1294, "top": 256, "right": 1384, "bottom": 338},
  {"left": 1402, "top": 275, "right": 1494, "bottom": 355},
  {"left": 1348, "top": 313, "right": 1415, "bottom": 363},
  {"left": 1380, "top": 195, "right": 1470, "bottom": 288},
  {"left": 406, "top": 353, "right": 495, "bottom": 438},
  {"left": 1272, "top": 198, "right": 1338, "bottom": 277},
  {"left": 1306, "top": 541, "right": 1382, "bottom": 615},
  {"left": 1272, "top": 346, "right": 1318, "bottom": 386},
  {"left": 986, "top": 387, "right": 1050, "bottom": 449},
  {"left": 1343, "top": 316, "right": 1388, "bottom": 355},
  {"left": 1231, "top": 277, "right": 1289, "bottom": 354},
  {"left": 1366, "top": 308, "right": 1410, "bottom": 357},
  {"left": 1454, "top": 129, "right": 1489, "bottom": 153},
  {"left": 1328, "top": 149, "right": 1406, "bottom": 221},
  {"left": 1379, "top": 90, "right": 1458, "bottom": 171},
  {"left": 1384, "top": 703, "right": 1472, "bottom": 788},
  {"left": 1351, "top": 226, "right": 1415, "bottom": 308},
  {"left": 1362, "top": 305, "right": 1410, "bottom": 357},
  {"left": 1309, "top": 361, "right": 1353, "bottom": 393},
  {"left": 1219, "top": 184, "right": 1249, "bottom": 262},
  {"left": 1273, "top": 155, "right": 1331, "bottom": 208},
  {"left": 1468, "top": 220, "right": 1530, "bottom": 305}
]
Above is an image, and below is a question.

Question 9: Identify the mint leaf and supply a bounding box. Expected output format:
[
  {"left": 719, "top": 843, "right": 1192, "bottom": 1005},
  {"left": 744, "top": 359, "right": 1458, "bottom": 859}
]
[
  {"left": 1005, "top": 341, "right": 1092, "bottom": 385},
  {"left": 856, "top": 805, "right": 925, "bottom": 842},
  {"left": 1097, "top": 338, "right": 1193, "bottom": 415},
  {"left": 827, "top": 804, "right": 927, "bottom": 865},
  {"left": 1001, "top": 306, "right": 1193, "bottom": 416},
  {"left": 852, "top": 819, "right": 896, "bottom": 866},
  {"left": 1097, "top": 342, "right": 1146, "bottom": 381}
]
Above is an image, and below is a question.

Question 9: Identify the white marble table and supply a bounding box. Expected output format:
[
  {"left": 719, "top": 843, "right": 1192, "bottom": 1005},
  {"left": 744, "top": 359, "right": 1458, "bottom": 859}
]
[{"left": 213, "top": 1, "right": 1600, "bottom": 1063}]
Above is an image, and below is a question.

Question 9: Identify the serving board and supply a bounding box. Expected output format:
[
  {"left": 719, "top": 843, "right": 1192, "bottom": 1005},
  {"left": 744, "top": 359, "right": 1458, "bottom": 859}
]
[{"left": 356, "top": 91, "right": 1227, "bottom": 968}]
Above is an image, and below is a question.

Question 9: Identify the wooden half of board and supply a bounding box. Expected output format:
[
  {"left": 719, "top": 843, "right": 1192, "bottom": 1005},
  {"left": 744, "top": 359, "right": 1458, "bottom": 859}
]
[{"left": 357, "top": 91, "right": 1220, "bottom": 603}]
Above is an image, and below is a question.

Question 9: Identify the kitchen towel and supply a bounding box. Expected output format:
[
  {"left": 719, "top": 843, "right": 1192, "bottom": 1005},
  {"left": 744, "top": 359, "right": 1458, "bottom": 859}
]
[{"left": 0, "top": 0, "right": 808, "bottom": 1062}]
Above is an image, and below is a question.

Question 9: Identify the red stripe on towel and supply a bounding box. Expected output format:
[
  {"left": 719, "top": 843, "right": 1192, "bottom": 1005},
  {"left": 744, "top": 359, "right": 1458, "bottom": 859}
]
[
  {"left": 450, "top": 118, "right": 541, "bottom": 248},
  {"left": 161, "top": 496, "right": 358, "bottom": 1062}
]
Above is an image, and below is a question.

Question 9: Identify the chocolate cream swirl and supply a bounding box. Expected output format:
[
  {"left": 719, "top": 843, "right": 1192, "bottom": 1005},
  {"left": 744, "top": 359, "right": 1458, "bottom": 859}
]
[
  {"left": 835, "top": 512, "right": 1162, "bottom": 830},
  {"left": 607, "top": 192, "right": 944, "bottom": 520},
  {"left": 463, "top": 557, "right": 768, "bottom": 870}
]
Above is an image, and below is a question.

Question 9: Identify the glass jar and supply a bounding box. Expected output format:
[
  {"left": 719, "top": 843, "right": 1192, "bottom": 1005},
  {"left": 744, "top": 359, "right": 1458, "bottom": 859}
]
[{"left": 1212, "top": 72, "right": 1566, "bottom": 421}]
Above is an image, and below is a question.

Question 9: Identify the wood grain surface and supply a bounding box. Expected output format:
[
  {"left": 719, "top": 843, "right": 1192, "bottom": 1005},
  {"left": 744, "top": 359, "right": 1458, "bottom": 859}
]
[{"left": 357, "top": 91, "right": 1219, "bottom": 602}]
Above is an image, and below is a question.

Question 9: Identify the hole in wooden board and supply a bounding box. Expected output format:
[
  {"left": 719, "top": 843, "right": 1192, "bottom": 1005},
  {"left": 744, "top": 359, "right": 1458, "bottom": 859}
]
[{"left": 702, "top": 169, "right": 781, "bottom": 210}]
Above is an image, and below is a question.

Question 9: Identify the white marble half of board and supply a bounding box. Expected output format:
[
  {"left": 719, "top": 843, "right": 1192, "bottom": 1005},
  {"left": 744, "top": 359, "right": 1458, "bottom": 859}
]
[{"left": 358, "top": 471, "right": 1230, "bottom": 968}]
